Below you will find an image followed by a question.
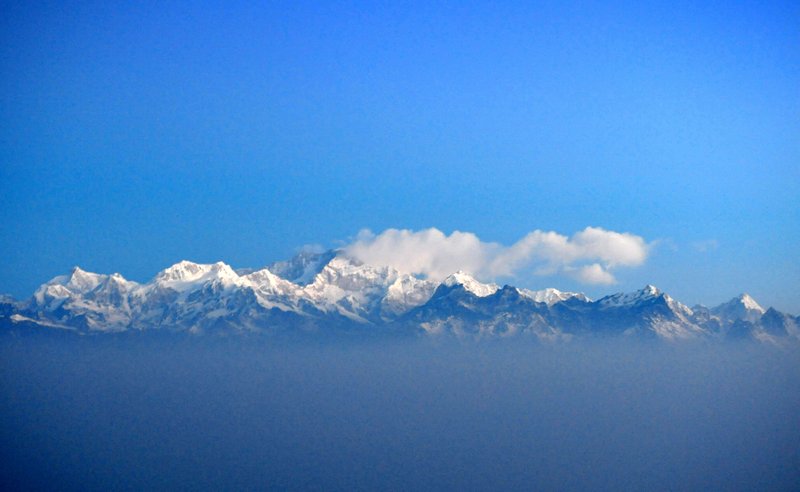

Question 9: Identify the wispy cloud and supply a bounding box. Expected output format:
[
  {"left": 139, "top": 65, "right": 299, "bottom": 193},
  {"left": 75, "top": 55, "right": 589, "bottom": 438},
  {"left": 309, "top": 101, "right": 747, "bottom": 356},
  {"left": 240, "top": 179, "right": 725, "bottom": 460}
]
[
  {"left": 344, "top": 227, "right": 651, "bottom": 285},
  {"left": 692, "top": 239, "right": 719, "bottom": 253}
]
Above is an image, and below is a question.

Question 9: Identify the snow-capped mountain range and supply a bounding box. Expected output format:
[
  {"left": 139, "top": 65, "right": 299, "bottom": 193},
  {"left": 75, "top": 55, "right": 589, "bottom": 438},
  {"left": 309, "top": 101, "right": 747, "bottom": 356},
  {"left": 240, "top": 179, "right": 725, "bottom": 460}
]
[{"left": 1, "top": 250, "right": 797, "bottom": 343}]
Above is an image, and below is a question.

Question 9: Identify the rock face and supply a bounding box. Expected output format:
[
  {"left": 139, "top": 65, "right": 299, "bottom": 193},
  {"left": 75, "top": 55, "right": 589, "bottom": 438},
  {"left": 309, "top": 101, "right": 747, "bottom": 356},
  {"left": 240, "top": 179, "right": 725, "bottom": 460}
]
[{"left": 2, "top": 251, "right": 798, "bottom": 343}]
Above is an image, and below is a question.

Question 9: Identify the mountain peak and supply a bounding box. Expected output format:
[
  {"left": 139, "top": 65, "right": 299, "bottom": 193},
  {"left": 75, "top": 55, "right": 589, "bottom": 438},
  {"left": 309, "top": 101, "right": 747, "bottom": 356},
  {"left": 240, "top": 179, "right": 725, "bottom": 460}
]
[
  {"left": 517, "top": 287, "right": 590, "bottom": 305},
  {"left": 737, "top": 293, "right": 765, "bottom": 313},
  {"left": 268, "top": 249, "right": 337, "bottom": 285},
  {"left": 154, "top": 260, "right": 243, "bottom": 292},
  {"left": 69, "top": 265, "right": 99, "bottom": 281},
  {"left": 442, "top": 270, "right": 472, "bottom": 285},
  {"left": 441, "top": 271, "right": 499, "bottom": 297},
  {"left": 157, "top": 261, "right": 207, "bottom": 282},
  {"left": 66, "top": 266, "right": 105, "bottom": 293},
  {"left": 598, "top": 284, "right": 664, "bottom": 307},
  {"left": 710, "top": 293, "right": 766, "bottom": 323},
  {"left": 640, "top": 284, "right": 661, "bottom": 297}
]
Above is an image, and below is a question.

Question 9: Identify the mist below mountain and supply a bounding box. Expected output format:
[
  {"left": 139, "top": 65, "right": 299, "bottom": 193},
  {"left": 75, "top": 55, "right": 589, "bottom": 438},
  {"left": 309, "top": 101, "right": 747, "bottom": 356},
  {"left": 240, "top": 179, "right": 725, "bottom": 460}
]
[{"left": 2, "top": 334, "right": 798, "bottom": 491}]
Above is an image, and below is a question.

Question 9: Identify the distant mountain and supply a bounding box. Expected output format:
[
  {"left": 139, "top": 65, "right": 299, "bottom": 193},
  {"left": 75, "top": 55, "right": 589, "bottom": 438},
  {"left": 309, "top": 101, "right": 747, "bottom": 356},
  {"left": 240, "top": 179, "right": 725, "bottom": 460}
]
[
  {"left": 1, "top": 250, "right": 797, "bottom": 343},
  {"left": 518, "top": 287, "right": 590, "bottom": 305},
  {"left": 709, "top": 294, "right": 765, "bottom": 323},
  {"left": 266, "top": 249, "right": 336, "bottom": 285}
]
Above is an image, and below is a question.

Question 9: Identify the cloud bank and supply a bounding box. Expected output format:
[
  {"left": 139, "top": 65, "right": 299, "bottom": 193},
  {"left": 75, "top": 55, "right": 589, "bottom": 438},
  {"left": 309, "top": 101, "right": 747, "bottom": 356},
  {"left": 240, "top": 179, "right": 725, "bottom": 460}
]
[{"left": 344, "top": 227, "right": 650, "bottom": 285}]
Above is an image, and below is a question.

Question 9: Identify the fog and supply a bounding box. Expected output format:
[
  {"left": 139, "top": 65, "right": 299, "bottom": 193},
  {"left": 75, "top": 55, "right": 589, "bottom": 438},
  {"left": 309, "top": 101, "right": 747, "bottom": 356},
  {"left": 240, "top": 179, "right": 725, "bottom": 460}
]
[{"left": 1, "top": 334, "right": 798, "bottom": 491}]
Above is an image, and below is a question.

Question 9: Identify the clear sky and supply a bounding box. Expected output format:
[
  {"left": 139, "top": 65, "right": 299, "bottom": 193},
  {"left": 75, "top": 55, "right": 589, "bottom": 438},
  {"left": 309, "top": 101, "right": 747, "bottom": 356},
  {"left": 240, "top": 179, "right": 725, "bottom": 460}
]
[{"left": 1, "top": 1, "right": 798, "bottom": 312}]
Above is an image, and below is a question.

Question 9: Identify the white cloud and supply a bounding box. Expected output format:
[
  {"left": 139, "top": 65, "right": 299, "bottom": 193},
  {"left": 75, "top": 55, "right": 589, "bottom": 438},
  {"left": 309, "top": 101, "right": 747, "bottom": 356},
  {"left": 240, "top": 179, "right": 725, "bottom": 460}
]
[
  {"left": 344, "top": 228, "right": 494, "bottom": 281},
  {"left": 568, "top": 263, "right": 617, "bottom": 285},
  {"left": 344, "top": 227, "right": 651, "bottom": 285}
]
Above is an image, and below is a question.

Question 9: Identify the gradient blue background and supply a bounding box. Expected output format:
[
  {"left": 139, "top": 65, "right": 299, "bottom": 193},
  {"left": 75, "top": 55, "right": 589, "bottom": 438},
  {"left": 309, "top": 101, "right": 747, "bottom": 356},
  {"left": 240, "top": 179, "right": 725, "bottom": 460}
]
[{"left": 1, "top": 1, "right": 798, "bottom": 311}]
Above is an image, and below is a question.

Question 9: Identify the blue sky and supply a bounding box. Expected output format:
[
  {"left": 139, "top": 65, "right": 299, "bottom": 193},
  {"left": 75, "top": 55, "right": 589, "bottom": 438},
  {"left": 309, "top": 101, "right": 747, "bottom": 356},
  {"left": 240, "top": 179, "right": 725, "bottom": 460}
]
[{"left": 1, "top": 1, "right": 798, "bottom": 311}]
